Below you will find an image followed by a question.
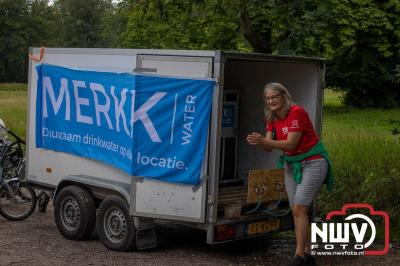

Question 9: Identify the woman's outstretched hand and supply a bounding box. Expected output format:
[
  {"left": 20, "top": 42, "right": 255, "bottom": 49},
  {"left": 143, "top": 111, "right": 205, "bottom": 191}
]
[{"left": 246, "top": 132, "right": 265, "bottom": 145}]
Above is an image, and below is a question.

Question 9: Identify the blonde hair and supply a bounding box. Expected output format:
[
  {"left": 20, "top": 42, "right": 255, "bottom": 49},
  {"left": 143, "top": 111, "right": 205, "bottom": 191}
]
[{"left": 263, "top": 82, "right": 293, "bottom": 122}]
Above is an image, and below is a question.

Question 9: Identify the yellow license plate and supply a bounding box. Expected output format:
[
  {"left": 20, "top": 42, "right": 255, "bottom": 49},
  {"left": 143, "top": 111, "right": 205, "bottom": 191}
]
[{"left": 248, "top": 220, "right": 280, "bottom": 235}]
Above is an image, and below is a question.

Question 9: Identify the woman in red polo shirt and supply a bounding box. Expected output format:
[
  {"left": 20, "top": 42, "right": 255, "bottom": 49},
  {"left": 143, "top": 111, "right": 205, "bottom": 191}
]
[{"left": 246, "top": 82, "right": 333, "bottom": 266}]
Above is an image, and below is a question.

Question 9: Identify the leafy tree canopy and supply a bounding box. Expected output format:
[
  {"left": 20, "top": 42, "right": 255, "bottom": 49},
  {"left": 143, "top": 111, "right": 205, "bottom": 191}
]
[
  {"left": 0, "top": 0, "right": 57, "bottom": 82},
  {"left": 1, "top": 0, "right": 399, "bottom": 107},
  {"left": 120, "top": 0, "right": 247, "bottom": 51}
]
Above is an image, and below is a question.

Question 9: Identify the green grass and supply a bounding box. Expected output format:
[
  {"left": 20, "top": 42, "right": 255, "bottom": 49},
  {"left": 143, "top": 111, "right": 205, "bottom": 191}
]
[
  {"left": 320, "top": 89, "right": 400, "bottom": 241},
  {"left": 0, "top": 83, "right": 27, "bottom": 91},
  {"left": 0, "top": 83, "right": 27, "bottom": 139},
  {"left": 323, "top": 88, "right": 344, "bottom": 108}
]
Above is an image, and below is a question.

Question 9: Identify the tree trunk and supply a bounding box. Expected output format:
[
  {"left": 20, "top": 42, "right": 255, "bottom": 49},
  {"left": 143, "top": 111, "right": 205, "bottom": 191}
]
[{"left": 239, "top": 2, "right": 272, "bottom": 53}]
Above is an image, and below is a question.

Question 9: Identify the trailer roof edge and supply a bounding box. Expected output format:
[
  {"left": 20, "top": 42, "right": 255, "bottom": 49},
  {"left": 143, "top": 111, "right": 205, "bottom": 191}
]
[
  {"left": 31, "top": 48, "right": 325, "bottom": 63},
  {"left": 220, "top": 51, "right": 326, "bottom": 63}
]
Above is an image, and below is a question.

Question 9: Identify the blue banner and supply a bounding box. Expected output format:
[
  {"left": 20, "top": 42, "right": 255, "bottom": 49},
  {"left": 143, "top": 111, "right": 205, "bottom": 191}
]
[{"left": 36, "top": 64, "right": 214, "bottom": 185}]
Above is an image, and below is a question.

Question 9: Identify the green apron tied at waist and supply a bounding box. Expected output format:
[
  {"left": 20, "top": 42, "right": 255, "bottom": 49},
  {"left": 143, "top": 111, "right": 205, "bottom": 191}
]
[{"left": 277, "top": 141, "right": 334, "bottom": 191}]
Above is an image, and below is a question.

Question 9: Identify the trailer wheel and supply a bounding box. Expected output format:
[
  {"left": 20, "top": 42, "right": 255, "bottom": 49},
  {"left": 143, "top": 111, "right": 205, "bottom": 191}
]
[
  {"left": 96, "top": 195, "right": 136, "bottom": 251},
  {"left": 54, "top": 186, "right": 96, "bottom": 240}
]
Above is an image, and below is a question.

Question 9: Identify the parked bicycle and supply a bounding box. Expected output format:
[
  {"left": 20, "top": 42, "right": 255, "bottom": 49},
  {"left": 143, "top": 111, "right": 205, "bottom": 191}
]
[{"left": 0, "top": 118, "right": 36, "bottom": 221}]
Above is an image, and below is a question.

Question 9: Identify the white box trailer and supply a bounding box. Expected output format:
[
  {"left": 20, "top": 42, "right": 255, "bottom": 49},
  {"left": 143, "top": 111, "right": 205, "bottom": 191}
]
[{"left": 26, "top": 48, "right": 325, "bottom": 251}]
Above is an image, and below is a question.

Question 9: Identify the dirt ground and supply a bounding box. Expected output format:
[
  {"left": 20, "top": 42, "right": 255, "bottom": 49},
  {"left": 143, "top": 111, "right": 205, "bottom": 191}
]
[{"left": 0, "top": 203, "right": 398, "bottom": 266}]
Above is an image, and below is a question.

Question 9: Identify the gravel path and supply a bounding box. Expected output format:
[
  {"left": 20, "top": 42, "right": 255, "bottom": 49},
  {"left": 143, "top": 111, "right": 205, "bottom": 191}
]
[{"left": 0, "top": 203, "right": 398, "bottom": 266}]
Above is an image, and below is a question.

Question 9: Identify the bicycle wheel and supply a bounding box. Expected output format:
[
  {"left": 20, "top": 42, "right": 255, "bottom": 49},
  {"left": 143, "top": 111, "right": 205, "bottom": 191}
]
[{"left": 0, "top": 181, "right": 37, "bottom": 221}]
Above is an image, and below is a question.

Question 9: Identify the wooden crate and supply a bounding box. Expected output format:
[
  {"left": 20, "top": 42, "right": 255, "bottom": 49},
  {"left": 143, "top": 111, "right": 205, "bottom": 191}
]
[
  {"left": 217, "top": 186, "right": 247, "bottom": 204},
  {"left": 247, "top": 169, "right": 288, "bottom": 204},
  {"left": 217, "top": 169, "right": 289, "bottom": 219}
]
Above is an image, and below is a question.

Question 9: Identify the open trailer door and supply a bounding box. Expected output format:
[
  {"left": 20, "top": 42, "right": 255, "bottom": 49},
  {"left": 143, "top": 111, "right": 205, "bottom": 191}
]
[{"left": 130, "top": 54, "right": 215, "bottom": 223}]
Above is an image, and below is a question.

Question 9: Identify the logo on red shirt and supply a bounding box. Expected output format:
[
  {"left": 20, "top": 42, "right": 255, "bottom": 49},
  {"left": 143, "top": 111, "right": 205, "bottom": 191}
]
[{"left": 291, "top": 120, "right": 299, "bottom": 128}]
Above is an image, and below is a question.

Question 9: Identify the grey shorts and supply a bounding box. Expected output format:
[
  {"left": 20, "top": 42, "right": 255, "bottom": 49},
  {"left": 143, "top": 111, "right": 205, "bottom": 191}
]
[{"left": 285, "top": 158, "right": 328, "bottom": 207}]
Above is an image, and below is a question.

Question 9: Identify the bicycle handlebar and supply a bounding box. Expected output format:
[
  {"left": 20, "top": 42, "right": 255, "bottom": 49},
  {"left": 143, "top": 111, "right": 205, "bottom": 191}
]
[{"left": 0, "top": 124, "right": 26, "bottom": 145}]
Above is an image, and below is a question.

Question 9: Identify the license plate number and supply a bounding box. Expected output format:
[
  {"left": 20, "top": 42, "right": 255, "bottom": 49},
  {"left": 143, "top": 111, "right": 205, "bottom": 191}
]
[{"left": 248, "top": 220, "right": 280, "bottom": 235}]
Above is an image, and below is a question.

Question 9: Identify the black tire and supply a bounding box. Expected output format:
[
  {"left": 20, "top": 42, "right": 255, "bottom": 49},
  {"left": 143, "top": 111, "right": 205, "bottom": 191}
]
[
  {"left": 96, "top": 195, "right": 136, "bottom": 251},
  {"left": 54, "top": 186, "right": 96, "bottom": 240},
  {"left": 0, "top": 182, "right": 37, "bottom": 221}
]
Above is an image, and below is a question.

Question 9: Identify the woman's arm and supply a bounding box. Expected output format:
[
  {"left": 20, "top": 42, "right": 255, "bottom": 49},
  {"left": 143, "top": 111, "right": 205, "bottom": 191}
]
[
  {"left": 246, "top": 131, "right": 274, "bottom": 152},
  {"left": 262, "top": 131, "right": 302, "bottom": 151},
  {"left": 262, "top": 131, "right": 274, "bottom": 152},
  {"left": 247, "top": 131, "right": 302, "bottom": 152}
]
